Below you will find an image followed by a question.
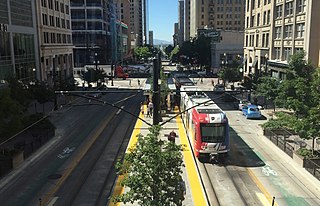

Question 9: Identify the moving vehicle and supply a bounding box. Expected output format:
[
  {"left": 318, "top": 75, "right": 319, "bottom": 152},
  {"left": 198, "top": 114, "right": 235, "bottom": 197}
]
[
  {"left": 213, "top": 84, "right": 225, "bottom": 92},
  {"left": 236, "top": 99, "right": 251, "bottom": 110},
  {"left": 242, "top": 105, "right": 261, "bottom": 119},
  {"left": 180, "top": 85, "right": 230, "bottom": 161},
  {"left": 116, "top": 66, "right": 129, "bottom": 79}
]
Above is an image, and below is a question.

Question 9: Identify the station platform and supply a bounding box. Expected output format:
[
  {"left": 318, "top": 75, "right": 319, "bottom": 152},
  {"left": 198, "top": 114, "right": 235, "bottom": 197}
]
[{"left": 109, "top": 106, "right": 208, "bottom": 206}]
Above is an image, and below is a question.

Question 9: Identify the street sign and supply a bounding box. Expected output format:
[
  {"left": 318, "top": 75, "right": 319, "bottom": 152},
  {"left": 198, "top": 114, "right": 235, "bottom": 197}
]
[{"left": 207, "top": 31, "right": 220, "bottom": 37}]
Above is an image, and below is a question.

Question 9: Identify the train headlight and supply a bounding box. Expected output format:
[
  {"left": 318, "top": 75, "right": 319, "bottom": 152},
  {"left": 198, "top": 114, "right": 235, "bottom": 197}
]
[{"left": 219, "top": 145, "right": 226, "bottom": 150}]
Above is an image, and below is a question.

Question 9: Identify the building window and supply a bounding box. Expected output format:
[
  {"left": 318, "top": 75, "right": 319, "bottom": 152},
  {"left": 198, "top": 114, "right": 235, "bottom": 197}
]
[
  {"left": 275, "top": 47, "right": 281, "bottom": 60},
  {"left": 267, "top": 10, "right": 270, "bottom": 24},
  {"left": 295, "top": 48, "right": 303, "bottom": 53},
  {"left": 284, "top": 25, "right": 293, "bottom": 38},
  {"left": 276, "top": 5, "right": 282, "bottom": 18},
  {"left": 256, "top": 34, "right": 259, "bottom": 47},
  {"left": 65, "top": 5, "right": 69, "bottom": 14},
  {"left": 43, "top": 32, "right": 49, "bottom": 43},
  {"left": 285, "top": 2, "right": 293, "bottom": 16},
  {"left": 257, "top": 13, "right": 260, "bottom": 26},
  {"left": 60, "top": 3, "right": 64, "bottom": 13},
  {"left": 66, "top": 20, "right": 70, "bottom": 29},
  {"left": 42, "top": 14, "right": 48, "bottom": 26},
  {"left": 263, "top": 11, "right": 266, "bottom": 25},
  {"left": 61, "top": 18, "right": 65, "bottom": 28},
  {"left": 284, "top": 47, "right": 292, "bottom": 61},
  {"left": 265, "top": 33, "right": 269, "bottom": 47},
  {"left": 41, "top": 0, "right": 47, "bottom": 7},
  {"left": 55, "top": 1, "right": 59, "bottom": 11},
  {"left": 245, "top": 35, "right": 248, "bottom": 47},
  {"left": 48, "top": 0, "right": 53, "bottom": 9},
  {"left": 251, "top": 15, "right": 255, "bottom": 27},
  {"left": 296, "top": 23, "right": 305, "bottom": 38},
  {"left": 49, "top": 15, "right": 54, "bottom": 26},
  {"left": 297, "top": 0, "right": 306, "bottom": 13},
  {"left": 56, "top": 17, "right": 60, "bottom": 27},
  {"left": 262, "top": 33, "right": 265, "bottom": 47},
  {"left": 275, "top": 27, "right": 281, "bottom": 39}
]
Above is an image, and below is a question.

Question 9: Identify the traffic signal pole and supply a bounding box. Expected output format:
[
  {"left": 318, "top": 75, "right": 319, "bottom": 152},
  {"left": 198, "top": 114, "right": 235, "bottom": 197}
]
[{"left": 152, "top": 55, "right": 160, "bottom": 125}]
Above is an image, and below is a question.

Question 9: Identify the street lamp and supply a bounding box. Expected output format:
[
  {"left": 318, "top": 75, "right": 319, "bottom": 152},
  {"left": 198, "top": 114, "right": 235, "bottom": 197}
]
[{"left": 265, "top": 53, "right": 269, "bottom": 75}]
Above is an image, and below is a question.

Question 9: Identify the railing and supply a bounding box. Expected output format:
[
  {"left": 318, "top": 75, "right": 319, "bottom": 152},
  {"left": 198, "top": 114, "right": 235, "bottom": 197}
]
[{"left": 264, "top": 128, "right": 320, "bottom": 181}]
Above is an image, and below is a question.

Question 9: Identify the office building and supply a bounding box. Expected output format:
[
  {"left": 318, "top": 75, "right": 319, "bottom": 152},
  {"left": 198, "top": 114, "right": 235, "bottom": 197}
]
[
  {"left": 189, "top": 0, "right": 245, "bottom": 38},
  {"left": 243, "top": 0, "right": 320, "bottom": 79},
  {"left": 37, "top": 0, "right": 74, "bottom": 86},
  {"left": 0, "top": 0, "right": 39, "bottom": 82},
  {"left": 71, "top": 0, "right": 114, "bottom": 67},
  {"left": 184, "top": 0, "right": 190, "bottom": 41},
  {"left": 129, "top": 0, "right": 149, "bottom": 47},
  {"left": 178, "top": 0, "right": 184, "bottom": 46},
  {"left": 149, "top": 30, "right": 153, "bottom": 46}
]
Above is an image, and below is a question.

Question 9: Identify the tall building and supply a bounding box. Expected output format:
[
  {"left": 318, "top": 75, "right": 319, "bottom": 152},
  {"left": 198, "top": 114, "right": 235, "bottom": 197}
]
[
  {"left": 189, "top": 0, "right": 245, "bottom": 38},
  {"left": 173, "top": 23, "right": 179, "bottom": 47},
  {"left": 37, "top": 0, "right": 74, "bottom": 86},
  {"left": 0, "top": 0, "right": 39, "bottom": 82},
  {"left": 117, "top": 0, "right": 131, "bottom": 59},
  {"left": 129, "top": 0, "right": 149, "bottom": 47},
  {"left": 184, "top": 0, "right": 190, "bottom": 41},
  {"left": 71, "top": 0, "right": 114, "bottom": 67},
  {"left": 243, "top": 0, "right": 320, "bottom": 79},
  {"left": 149, "top": 30, "right": 153, "bottom": 46},
  {"left": 178, "top": 0, "right": 184, "bottom": 46}
]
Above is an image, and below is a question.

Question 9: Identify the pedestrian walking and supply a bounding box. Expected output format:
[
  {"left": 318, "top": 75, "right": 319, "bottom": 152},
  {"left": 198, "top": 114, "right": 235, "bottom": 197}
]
[
  {"left": 140, "top": 102, "right": 144, "bottom": 115},
  {"left": 129, "top": 79, "right": 131, "bottom": 86},
  {"left": 146, "top": 105, "right": 151, "bottom": 118},
  {"left": 168, "top": 130, "right": 177, "bottom": 143},
  {"left": 138, "top": 79, "right": 140, "bottom": 86},
  {"left": 148, "top": 101, "right": 154, "bottom": 117}
]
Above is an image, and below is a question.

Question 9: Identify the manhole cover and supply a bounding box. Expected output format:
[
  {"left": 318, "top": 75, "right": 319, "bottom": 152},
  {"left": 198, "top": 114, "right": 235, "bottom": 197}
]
[{"left": 47, "top": 174, "right": 62, "bottom": 180}]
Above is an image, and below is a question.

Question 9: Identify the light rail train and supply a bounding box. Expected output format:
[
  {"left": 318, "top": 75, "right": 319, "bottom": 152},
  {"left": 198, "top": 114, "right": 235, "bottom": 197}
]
[{"left": 179, "top": 84, "right": 230, "bottom": 161}]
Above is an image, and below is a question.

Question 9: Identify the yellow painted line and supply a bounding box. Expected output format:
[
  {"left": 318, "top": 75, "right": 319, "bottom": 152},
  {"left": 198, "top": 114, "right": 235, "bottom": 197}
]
[
  {"left": 176, "top": 113, "right": 208, "bottom": 206},
  {"left": 108, "top": 110, "right": 144, "bottom": 206},
  {"left": 247, "top": 168, "right": 278, "bottom": 206},
  {"left": 42, "top": 113, "right": 114, "bottom": 205}
]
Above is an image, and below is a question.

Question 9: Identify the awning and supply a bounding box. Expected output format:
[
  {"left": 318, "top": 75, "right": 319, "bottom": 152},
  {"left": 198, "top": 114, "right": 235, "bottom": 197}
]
[{"left": 252, "top": 57, "right": 258, "bottom": 68}]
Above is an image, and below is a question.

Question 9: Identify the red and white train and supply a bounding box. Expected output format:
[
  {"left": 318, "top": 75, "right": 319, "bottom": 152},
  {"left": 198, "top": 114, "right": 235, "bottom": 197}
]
[{"left": 180, "top": 85, "right": 230, "bottom": 161}]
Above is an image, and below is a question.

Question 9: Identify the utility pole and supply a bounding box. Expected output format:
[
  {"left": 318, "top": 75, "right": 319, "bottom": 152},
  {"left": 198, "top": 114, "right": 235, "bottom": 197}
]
[
  {"left": 53, "top": 55, "right": 58, "bottom": 110},
  {"left": 152, "top": 55, "right": 160, "bottom": 125}
]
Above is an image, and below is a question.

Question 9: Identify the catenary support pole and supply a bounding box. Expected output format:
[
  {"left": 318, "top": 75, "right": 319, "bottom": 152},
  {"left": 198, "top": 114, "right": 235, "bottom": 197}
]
[{"left": 152, "top": 56, "right": 160, "bottom": 125}]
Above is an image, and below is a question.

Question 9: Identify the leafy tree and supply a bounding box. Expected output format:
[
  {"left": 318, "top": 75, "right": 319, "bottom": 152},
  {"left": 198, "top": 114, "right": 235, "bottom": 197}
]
[
  {"left": 29, "top": 82, "right": 54, "bottom": 113},
  {"left": 218, "top": 67, "right": 242, "bottom": 86},
  {"left": 193, "top": 35, "right": 211, "bottom": 68},
  {"left": 255, "top": 76, "right": 280, "bottom": 110},
  {"left": 170, "top": 46, "right": 180, "bottom": 62},
  {"left": 114, "top": 125, "right": 185, "bottom": 206},
  {"left": 276, "top": 52, "right": 315, "bottom": 117},
  {"left": 134, "top": 46, "right": 153, "bottom": 62},
  {"left": 6, "top": 77, "right": 31, "bottom": 110},
  {"left": 0, "top": 88, "right": 25, "bottom": 140}
]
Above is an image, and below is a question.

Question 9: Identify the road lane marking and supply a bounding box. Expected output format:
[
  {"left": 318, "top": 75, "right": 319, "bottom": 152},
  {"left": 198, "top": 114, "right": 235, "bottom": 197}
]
[
  {"left": 47, "top": 196, "right": 59, "bottom": 206},
  {"left": 42, "top": 112, "right": 116, "bottom": 205},
  {"left": 247, "top": 168, "right": 279, "bottom": 206},
  {"left": 109, "top": 109, "right": 144, "bottom": 206},
  {"left": 176, "top": 113, "right": 208, "bottom": 206}
]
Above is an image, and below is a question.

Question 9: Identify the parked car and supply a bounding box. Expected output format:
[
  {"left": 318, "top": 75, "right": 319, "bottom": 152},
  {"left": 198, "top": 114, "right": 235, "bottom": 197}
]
[
  {"left": 237, "top": 99, "right": 251, "bottom": 110},
  {"left": 242, "top": 105, "right": 261, "bottom": 119}
]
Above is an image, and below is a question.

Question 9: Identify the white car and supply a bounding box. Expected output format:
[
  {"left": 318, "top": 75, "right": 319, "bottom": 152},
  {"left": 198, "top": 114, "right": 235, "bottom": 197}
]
[{"left": 238, "top": 100, "right": 251, "bottom": 110}]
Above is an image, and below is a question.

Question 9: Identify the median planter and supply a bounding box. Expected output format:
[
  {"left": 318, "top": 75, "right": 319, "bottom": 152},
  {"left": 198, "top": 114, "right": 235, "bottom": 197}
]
[{"left": 293, "top": 151, "right": 320, "bottom": 168}]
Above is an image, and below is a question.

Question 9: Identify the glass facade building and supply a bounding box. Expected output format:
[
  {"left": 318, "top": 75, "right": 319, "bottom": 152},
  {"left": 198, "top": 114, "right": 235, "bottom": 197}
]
[{"left": 0, "top": 0, "right": 39, "bottom": 82}]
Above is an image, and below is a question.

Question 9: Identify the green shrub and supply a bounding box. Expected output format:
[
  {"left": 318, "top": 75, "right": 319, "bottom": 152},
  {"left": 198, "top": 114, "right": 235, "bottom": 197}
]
[{"left": 297, "top": 148, "right": 320, "bottom": 158}]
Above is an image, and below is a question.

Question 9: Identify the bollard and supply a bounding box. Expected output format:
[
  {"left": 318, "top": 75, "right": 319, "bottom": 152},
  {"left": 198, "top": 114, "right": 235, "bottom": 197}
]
[{"left": 272, "top": 196, "right": 275, "bottom": 206}]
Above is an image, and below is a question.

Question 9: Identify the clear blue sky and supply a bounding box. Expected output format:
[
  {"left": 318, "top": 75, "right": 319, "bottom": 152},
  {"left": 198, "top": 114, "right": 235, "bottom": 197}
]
[{"left": 149, "top": 0, "right": 178, "bottom": 42}]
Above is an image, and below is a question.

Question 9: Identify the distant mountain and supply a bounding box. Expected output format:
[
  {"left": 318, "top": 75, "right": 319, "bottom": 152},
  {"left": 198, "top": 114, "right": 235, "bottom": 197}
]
[{"left": 153, "top": 39, "right": 172, "bottom": 45}]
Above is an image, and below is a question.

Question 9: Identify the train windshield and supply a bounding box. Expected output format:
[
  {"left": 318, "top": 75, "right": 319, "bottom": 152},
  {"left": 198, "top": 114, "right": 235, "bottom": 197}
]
[{"left": 200, "top": 123, "right": 226, "bottom": 143}]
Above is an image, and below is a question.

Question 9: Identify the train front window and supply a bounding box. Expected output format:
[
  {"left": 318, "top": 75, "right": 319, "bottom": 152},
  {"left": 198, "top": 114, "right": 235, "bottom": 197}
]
[{"left": 200, "top": 123, "right": 226, "bottom": 143}]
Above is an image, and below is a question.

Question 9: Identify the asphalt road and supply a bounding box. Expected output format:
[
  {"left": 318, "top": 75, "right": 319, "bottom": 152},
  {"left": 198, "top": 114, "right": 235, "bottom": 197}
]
[
  {"left": 202, "top": 92, "right": 320, "bottom": 206},
  {"left": 0, "top": 90, "right": 144, "bottom": 206}
]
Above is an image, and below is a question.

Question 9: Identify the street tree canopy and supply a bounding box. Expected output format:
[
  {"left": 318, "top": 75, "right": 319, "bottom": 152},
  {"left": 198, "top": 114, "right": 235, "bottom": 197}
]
[{"left": 114, "top": 125, "right": 185, "bottom": 206}]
